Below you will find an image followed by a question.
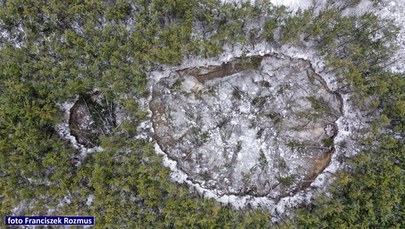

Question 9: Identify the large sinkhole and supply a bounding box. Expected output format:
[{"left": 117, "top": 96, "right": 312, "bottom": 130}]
[{"left": 150, "top": 53, "right": 343, "bottom": 199}]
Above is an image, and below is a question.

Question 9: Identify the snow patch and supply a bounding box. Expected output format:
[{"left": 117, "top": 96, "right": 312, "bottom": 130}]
[
  {"left": 147, "top": 43, "right": 364, "bottom": 220},
  {"left": 270, "top": 0, "right": 314, "bottom": 11},
  {"left": 55, "top": 99, "right": 103, "bottom": 165}
]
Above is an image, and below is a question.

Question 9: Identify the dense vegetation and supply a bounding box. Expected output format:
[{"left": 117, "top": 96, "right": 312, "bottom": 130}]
[
  {"left": 0, "top": 0, "right": 403, "bottom": 228},
  {"left": 280, "top": 4, "right": 405, "bottom": 228}
]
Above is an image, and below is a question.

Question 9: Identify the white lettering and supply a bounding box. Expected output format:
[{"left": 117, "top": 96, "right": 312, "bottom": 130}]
[
  {"left": 7, "top": 217, "right": 23, "bottom": 225},
  {"left": 63, "top": 218, "right": 92, "bottom": 225}
]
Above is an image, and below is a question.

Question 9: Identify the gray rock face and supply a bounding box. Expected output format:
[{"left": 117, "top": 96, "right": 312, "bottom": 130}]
[{"left": 150, "top": 53, "right": 342, "bottom": 198}]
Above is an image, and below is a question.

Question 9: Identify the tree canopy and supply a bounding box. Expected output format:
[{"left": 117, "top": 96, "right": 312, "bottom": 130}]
[{"left": 0, "top": 0, "right": 403, "bottom": 228}]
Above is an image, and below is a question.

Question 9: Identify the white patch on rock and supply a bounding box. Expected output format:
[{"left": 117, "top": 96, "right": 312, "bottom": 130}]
[{"left": 147, "top": 42, "right": 365, "bottom": 220}]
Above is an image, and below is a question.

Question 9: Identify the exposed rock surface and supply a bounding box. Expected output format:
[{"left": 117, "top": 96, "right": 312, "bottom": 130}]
[{"left": 150, "top": 53, "right": 342, "bottom": 198}]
